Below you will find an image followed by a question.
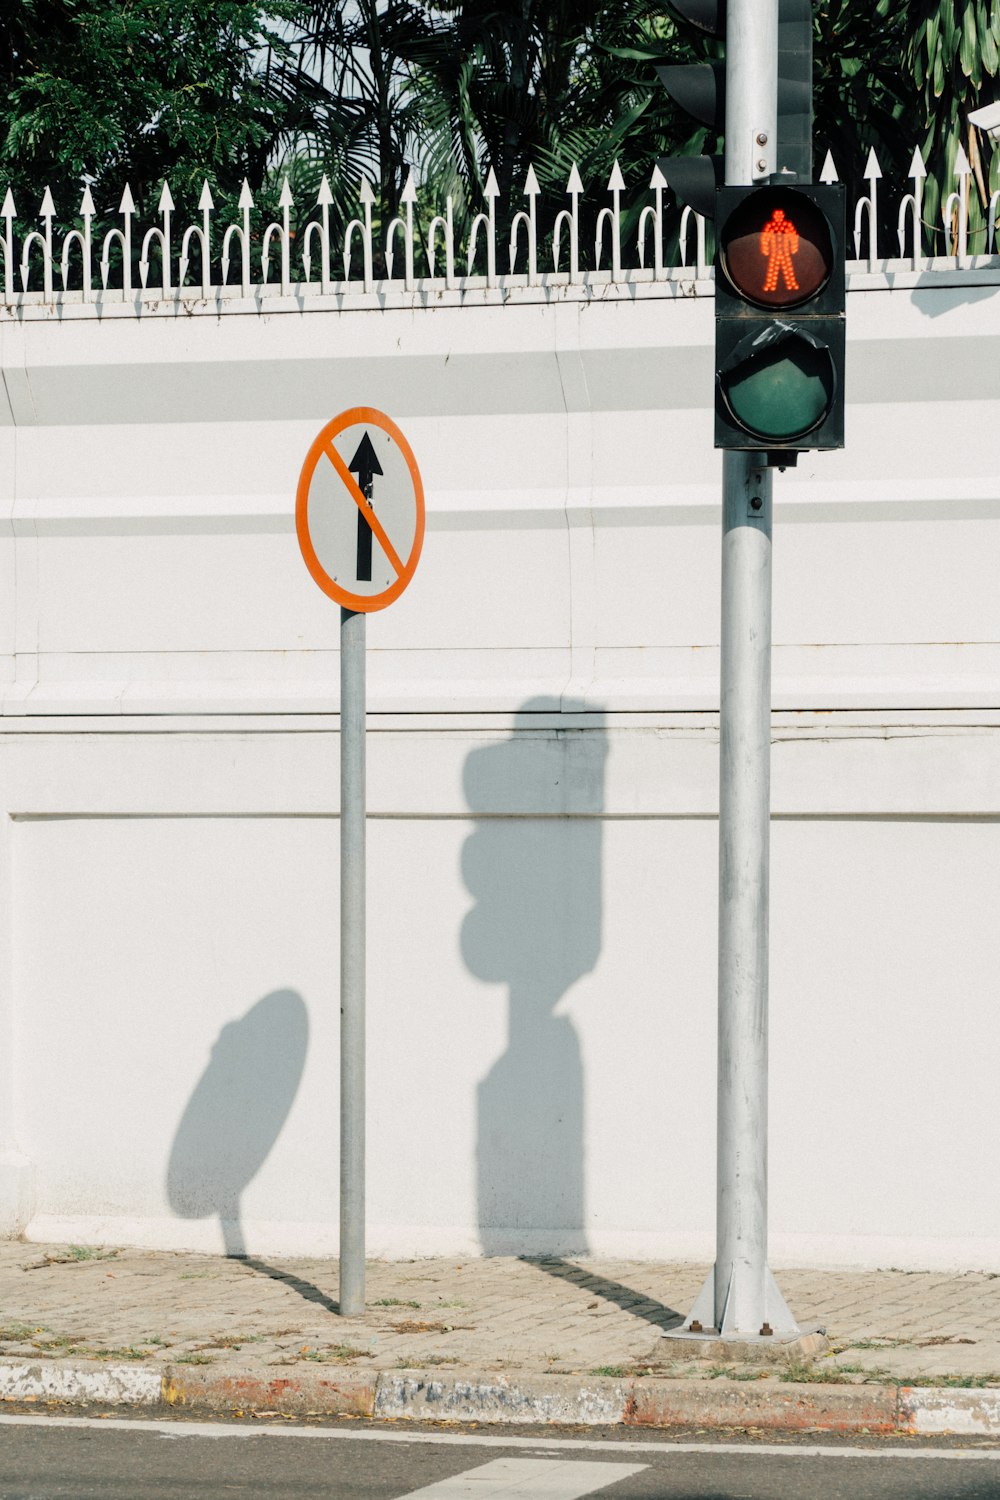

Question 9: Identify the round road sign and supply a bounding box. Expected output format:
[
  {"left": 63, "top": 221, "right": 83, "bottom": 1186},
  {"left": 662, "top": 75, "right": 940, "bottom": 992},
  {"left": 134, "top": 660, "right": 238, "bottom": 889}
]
[{"left": 296, "top": 407, "right": 424, "bottom": 612}]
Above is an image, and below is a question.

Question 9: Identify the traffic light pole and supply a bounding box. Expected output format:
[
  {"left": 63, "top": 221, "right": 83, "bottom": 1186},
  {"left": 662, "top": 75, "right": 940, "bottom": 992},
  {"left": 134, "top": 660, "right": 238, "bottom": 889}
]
[{"left": 685, "top": 0, "right": 802, "bottom": 1341}]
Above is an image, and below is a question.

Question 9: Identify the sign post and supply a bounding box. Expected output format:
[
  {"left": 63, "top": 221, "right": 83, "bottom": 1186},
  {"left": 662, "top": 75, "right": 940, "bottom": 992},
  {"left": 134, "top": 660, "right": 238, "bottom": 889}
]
[{"left": 296, "top": 407, "right": 425, "bottom": 1318}]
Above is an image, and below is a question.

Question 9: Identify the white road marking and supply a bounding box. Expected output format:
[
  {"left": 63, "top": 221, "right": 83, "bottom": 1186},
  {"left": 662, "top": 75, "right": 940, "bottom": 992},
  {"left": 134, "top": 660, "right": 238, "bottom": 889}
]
[
  {"left": 397, "top": 1458, "right": 646, "bottom": 1500},
  {"left": 0, "top": 1412, "right": 997, "bottom": 1460}
]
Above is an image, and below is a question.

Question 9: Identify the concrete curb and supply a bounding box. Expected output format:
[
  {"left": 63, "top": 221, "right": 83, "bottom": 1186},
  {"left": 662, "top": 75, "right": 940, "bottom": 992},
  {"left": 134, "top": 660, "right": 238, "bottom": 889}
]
[{"left": 2, "top": 1358, "right": 999, "bottom": 1435}]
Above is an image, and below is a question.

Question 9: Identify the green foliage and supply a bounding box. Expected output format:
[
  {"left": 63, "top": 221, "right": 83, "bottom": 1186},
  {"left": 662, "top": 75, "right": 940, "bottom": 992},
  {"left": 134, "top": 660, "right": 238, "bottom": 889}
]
[
  {"left": 814, "top": 3, "right": 919, "bottom": 209},
  {"left": 4, "top": 0, "right": 999, "bottom": 271},
  {"left": 895, "top": 0, "right": 1000, "bottom": 253},
  {"left": 268, "top": 0, "right": 451, "bottom": 259},
  {"left": 0, "top": 0, "right": 308, "bottom": 218},
  {"left": 412, "top": 2, "right": 707, "bottom": 259}
]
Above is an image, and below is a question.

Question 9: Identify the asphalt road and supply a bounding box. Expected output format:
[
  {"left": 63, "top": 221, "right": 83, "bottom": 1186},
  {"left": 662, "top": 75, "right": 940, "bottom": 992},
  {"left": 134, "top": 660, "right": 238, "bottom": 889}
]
[{"left": 1, "top": 1416, "right": 1000, "bottom": 1500}]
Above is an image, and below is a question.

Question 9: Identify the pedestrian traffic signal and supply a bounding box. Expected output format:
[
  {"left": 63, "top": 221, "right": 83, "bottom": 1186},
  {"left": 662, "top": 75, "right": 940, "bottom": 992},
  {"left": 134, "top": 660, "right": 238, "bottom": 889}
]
[
  {"left": 656, "top": 0, "right": 814, "bottom": 219},
  {"left": 714, "top": 183, "right": 845, "bottom": 453}
]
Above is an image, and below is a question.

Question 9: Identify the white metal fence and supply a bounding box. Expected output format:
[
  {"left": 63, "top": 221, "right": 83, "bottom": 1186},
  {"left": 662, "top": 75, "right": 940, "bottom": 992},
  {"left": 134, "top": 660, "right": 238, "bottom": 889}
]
[{"left": 4, "top": 144, "right": 999, "bottom": 311}]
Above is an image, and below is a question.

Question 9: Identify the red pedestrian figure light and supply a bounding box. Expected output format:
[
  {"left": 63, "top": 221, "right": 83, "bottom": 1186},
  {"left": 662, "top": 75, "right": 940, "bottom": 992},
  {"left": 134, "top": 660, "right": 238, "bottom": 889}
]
[{"left": 760, "top": 208, "right": 799, "bottom": 294}]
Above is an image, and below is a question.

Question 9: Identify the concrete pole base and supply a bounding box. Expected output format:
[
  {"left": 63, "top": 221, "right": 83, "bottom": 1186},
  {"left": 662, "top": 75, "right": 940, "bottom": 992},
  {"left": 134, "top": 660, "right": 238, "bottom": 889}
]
[{"left": 659, "top": 1325, "right": 829, "bottom": 1366}]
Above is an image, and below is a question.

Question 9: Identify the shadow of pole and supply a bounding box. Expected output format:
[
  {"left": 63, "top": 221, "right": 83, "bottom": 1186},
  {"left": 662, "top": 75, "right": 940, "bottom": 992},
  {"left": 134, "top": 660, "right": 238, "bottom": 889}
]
[{"left": 524, "top": 1257, "right": 686, "bottom": 1332}]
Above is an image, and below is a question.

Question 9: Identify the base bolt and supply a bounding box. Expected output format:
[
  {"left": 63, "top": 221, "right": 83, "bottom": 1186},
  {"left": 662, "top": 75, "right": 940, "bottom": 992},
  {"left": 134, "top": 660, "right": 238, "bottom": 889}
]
[
  {"left": 759, "top": 1322, "right": 773, "bottom": 1337},
  {"left": 689, "top": 1320, "right": 703, "bottom": 1333}
]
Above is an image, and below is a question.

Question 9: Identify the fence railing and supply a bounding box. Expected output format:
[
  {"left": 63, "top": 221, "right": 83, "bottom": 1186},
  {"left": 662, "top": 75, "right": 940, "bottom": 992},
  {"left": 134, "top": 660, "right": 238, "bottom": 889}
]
[{"left": 4, "top": 145, "right": 999, "bottom": 314}]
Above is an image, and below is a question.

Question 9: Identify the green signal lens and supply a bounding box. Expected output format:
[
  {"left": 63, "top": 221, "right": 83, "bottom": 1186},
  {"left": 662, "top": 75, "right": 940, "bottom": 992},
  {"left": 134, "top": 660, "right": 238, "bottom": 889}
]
[{"left": 719, "top": 335, "right": 835, "bottom": 441}]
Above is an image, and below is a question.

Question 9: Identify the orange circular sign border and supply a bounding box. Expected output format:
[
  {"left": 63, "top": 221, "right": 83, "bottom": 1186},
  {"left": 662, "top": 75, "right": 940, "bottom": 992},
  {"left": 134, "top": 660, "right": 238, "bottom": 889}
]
[{"left": 296, "top": 406, "right": 425, "bottom": 613}]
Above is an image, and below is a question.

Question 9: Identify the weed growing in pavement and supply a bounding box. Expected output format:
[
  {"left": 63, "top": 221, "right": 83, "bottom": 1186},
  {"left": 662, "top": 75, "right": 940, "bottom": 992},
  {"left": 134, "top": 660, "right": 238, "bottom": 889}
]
[
  {"left": 193, "top": 1335, "right": 269, "bottom": 1351},
  {"left": 0, "top": 1324, "right": 39, "bottom": 1341},
  {"left": 588, "top": 1365, "right": 627, "bottom": 1378},
  {"left": 900, "top": 1373, "right": 1000, "bottom": 1388},
  {"left": 300, "top": 1345, "right": 366, "bottom": 1363},
  {"left": 844, "top": 1337, "right": 913, "bottom": 1351},
  {"left": 23, "top": 1246, "right": 121, "bottom": 1270},
  {"left": 420, "top": 1354, "right": 457, "bottom": 1366},
  {"left": 782, "top": 1359, "right": 891, "bottom": 1384},
  {"left": 373, "top": 1298, "right": 421, "bottom": 1309},
  {"left": 706, "top": 1365, "right": 771, "bottom": 1382},
  {"left": 175, "top": 1353, "right": 215, "bottom": 1365},
  {"left": 435, "top": 1299, "right": 470, "bottom": 1309}
]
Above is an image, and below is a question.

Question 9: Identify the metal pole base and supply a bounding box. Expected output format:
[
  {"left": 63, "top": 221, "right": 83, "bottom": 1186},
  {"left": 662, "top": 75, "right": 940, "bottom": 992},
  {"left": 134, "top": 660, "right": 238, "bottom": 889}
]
[
  {"left": 679, "top": 1261, "right": 798, "bottom": 1336},
  {"left": 661, "top": 1262, "right": 825, "bottom": 1356}
]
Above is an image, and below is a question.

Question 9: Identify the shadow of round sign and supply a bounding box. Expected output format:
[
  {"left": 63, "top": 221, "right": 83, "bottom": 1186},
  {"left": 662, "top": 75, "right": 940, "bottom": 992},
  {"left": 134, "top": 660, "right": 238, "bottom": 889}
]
[{"left": 296, "top": 406, "right": 425, "bottom": 612}]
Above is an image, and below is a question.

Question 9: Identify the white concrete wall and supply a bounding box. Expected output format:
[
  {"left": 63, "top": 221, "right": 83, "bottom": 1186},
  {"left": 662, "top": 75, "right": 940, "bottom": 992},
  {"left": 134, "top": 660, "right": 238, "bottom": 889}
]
[{"left": 0, "top": 268, "right": 998, "bottom": 1271}]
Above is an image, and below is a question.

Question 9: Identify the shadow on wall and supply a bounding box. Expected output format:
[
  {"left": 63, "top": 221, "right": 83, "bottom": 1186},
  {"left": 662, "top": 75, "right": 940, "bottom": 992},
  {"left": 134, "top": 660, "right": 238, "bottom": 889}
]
[
  {"left": 166, "top": 988, "right": 309, "bottom": 1258},
  {"left": 461, "top": 698, "right": 607, "bottom": 1256}
]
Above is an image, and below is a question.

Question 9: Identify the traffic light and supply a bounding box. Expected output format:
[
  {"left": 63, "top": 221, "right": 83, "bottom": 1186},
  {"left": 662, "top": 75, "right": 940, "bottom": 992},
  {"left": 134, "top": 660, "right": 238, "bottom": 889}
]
[
  {"left": 714, "top": 182, "right": 845, "bottom": 453},
  {"left": 656, "top": 0, "right": 814, "bottom": 217}
]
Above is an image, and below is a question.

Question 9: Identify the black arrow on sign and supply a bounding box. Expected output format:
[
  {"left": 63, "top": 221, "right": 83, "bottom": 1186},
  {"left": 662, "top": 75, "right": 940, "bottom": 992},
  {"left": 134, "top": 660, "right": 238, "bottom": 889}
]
[{"left": 347, "top": 431, "right": 384, "bottom": 582}]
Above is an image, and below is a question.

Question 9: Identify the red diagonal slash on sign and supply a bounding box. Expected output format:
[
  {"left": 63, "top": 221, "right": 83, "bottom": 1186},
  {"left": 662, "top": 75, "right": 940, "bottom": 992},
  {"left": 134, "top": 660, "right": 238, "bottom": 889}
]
[{"left": 323, "top": 440, "right": 405, "bottom": 578}]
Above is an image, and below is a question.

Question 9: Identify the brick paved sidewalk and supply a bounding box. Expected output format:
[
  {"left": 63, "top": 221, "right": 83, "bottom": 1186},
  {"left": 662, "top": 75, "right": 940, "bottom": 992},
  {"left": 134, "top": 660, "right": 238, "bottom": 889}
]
[{"left": 1, "top": 1243, "right": 998, "bottom": 1388}]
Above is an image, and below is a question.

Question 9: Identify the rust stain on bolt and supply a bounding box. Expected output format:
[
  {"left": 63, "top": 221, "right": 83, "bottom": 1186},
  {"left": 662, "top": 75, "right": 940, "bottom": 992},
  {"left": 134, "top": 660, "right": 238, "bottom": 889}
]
[
  {"left": 760, "top": 1322, "right": 773, "bottom": 1337},
  {"left": 689, "top": 1320, "right": 703, "bottom": 1333}
]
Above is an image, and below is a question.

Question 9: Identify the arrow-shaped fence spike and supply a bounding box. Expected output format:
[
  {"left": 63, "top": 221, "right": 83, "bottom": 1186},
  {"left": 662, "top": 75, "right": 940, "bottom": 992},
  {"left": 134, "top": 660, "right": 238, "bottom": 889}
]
[
  {"left": 640, "top": 164, "right": 666, "bottom": 275},
  {"left": 468, "top": 165, "right": 499, "bottom": 285},
  {"left": 180, "top": 180, "right": 214, "bottom": 297},
  {"left": 596, "top": 159, "right": 625, "bottom": 277},
  {"left": 344, "top": 179, "right": 375, "bottom": 290},
  {"left": 21, "top": 185, "right": 55, "bottom": 298},
  {"left": 554, "top": 164, "right": 583, "bottom": 282},
  {"left": 62, "top": 182, "right": 96, "bottom": 299},
  {"left": 1, "top": 189, "right": 14, "bottom": 303},
  {"left": 819, "top": 151, "right": 839, "bottom": 184},
  {"left": 898, "top": 144, "right": 927, "bottom": 266},
  {"left": 944, "top": 143, "right": 971, "bottom": 264},
  {"left": 908, "top": 146, "right": 927, "bottom": 180},
  {"left": 223, "top": 179, "right": 254, "bottom": 297},
  {"left": 510, "top": 164, "right": 540, "bottom": 281},
  {"left": 386, "top": 169, "right": 417, "bottom": 286},
  {"left": 304, "top": 175, "right": 334, "bottom": 291},
  {"left": 854, "top": 151, "right": 881, "bottom": 263},
  {"left": 139, "top": 181, "right": 174, "bottom": 293},
  {"left": 262, "top": 178, "right": 293, "bottom": 294},
  {"left": 101, "top": 183, "right": 135, "bottom": 294},
  {"left": 279, "top": 177, "right": 293, "bottom": 291}
]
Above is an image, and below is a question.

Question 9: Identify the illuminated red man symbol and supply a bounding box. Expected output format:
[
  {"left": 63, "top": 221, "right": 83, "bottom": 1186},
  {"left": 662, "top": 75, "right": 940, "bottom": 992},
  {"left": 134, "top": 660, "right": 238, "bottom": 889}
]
[{"left": 760, "top": 208, "right": 799, "bottom": 294}]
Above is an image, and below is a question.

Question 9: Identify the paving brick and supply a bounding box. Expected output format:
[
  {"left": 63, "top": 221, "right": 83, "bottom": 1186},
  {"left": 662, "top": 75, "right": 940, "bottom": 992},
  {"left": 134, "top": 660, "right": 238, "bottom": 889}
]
[{"left": 1, "top": 1244, "right": 999, "bottom": 1387}]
